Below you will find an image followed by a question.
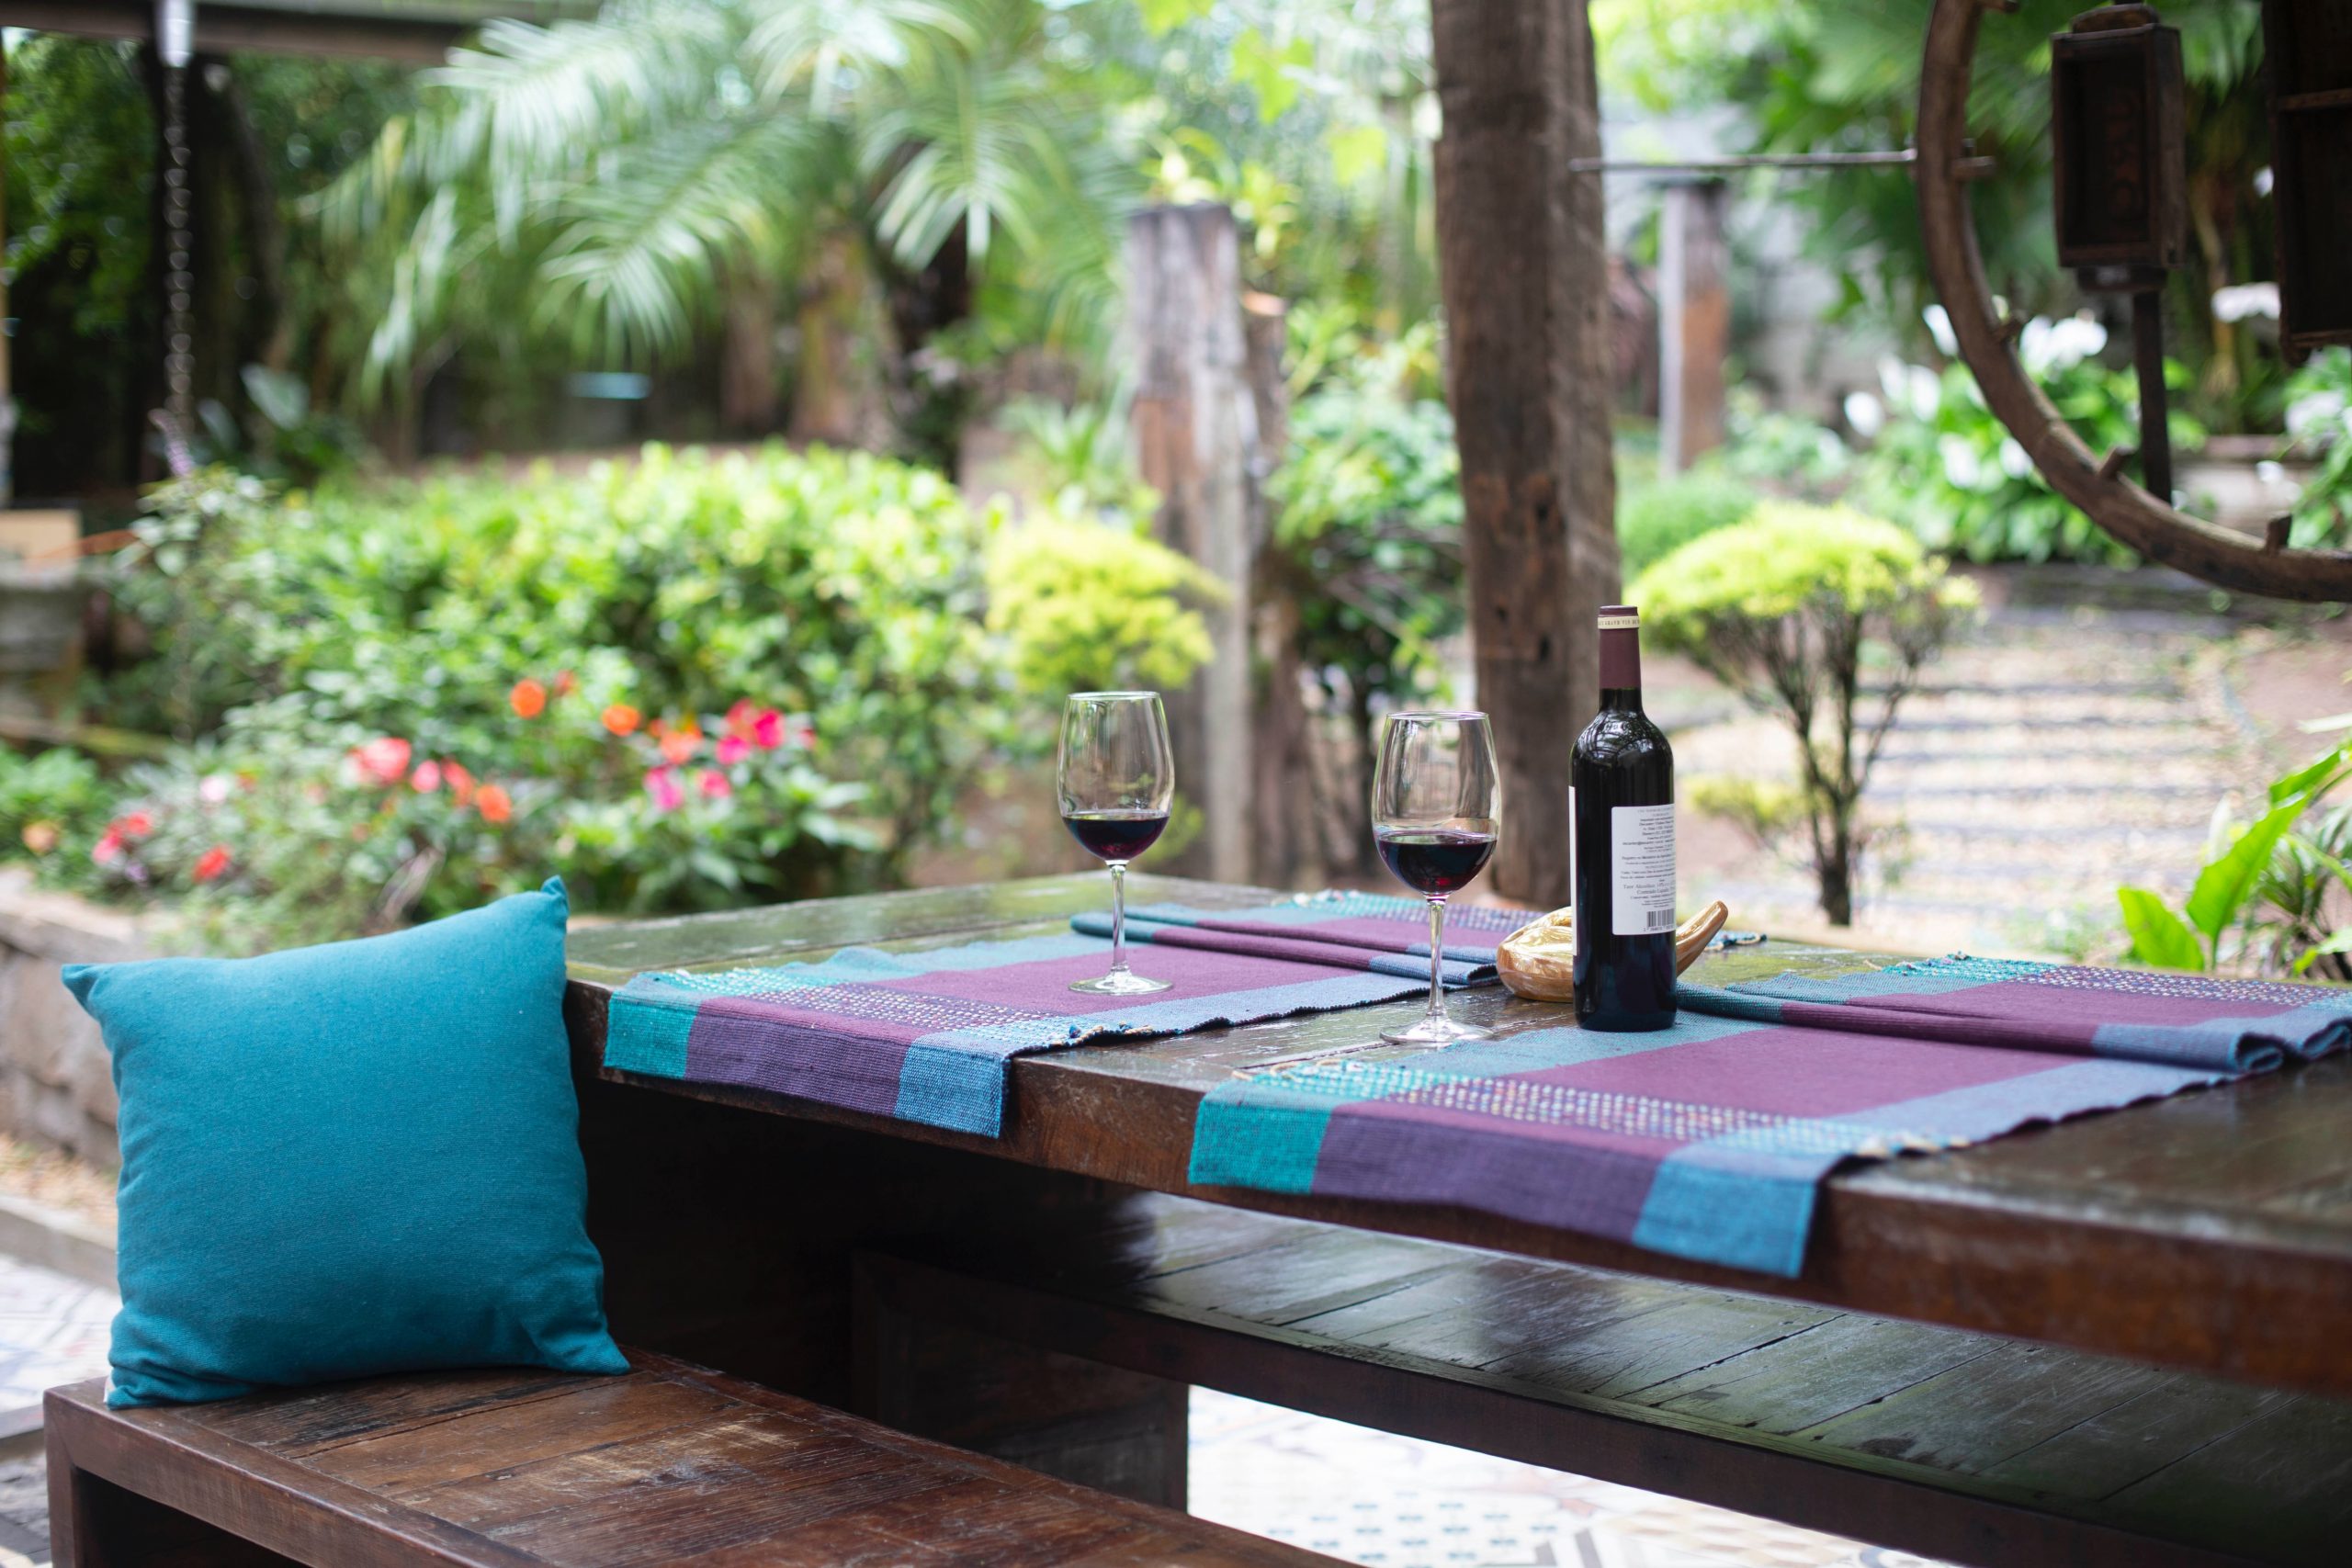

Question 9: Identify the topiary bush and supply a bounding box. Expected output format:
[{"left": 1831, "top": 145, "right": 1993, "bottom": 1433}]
[
  {"left": 1634, "top": 501, "right": 1978, "bottom": 926},
  {"left": 1616, "top": 467, "right": 1761, "bottom": 579}
]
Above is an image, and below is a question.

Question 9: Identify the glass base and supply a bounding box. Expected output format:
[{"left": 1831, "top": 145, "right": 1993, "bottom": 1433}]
[
  {"left": 1380, "top": 1012, "right": 1492, "bottom": 1047},
  {"left": 1071, "top": 970, "right": 1172, "bottom": 996}
]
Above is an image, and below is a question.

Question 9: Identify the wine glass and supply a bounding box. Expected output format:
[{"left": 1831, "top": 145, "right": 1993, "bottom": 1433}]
[
  {"left": 1058, "top": 692, "right": 1176, "bottom": 995},
  {"left": 1372, "top": 711, "right": 1500, "bottom": 1046}
]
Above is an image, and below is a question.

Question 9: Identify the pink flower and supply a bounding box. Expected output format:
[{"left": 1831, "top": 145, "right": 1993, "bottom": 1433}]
[
  {"left": 198, "top": 773, "right": 233, "bottom": 806},
  {"left": 91, "top": 831, "right": 124, "bottom": 866},
  {"left": 697, "top": 768, "right": 732, "bottom": 800},
  {"left": 751, "top": 708, "right": 786, "bottom": 750},
  {"left": 192, "top": 845, "right": 232, "bottom": 884},
  {"left": 116, "top": 811, "right": 154, "bottom": 840},
  {"left": 351, "top": 737, "right": 413, "bottom": 787},
  {"left": 643, "top": 767, "right": 685, "bottom": 812},
  {"left": 715, "top": 735, "right": 751, "bottom": 765},
  {"left": 411, "top": 760, "right": 444, "bottom": 793}
]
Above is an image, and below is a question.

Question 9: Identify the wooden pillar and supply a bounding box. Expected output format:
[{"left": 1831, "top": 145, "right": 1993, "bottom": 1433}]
[
  {"left": 1243, "top": 292, "right": 1313, "bottom": 889},
  {"left": 1430, "top": 0, "right": 1621, "bottom": 908},
  {"left": 1128, "top": 204, "right": 1258, "bottom": 885},
  {"left": 1, "top": 31, "right": 13, "bottom": 505},
  {"left": 1659, "top": 177, "right": 1729, "bottom": 476}
]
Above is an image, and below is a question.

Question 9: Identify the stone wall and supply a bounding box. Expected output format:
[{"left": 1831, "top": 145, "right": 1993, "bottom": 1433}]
[{"left": 0, "top": 874, "right": 138, "bottom": 1166}]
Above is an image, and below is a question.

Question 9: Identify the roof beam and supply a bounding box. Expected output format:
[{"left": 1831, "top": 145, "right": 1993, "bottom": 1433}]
[{"left": 0, "top": 2, "right": 484, "bottom": 62}]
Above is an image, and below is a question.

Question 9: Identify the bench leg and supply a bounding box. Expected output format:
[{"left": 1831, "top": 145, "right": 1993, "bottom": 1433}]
[
  {"left": 854, "top": 1255, "right": 1189, "bottom": 1509},
  {"left": 48, "top": 1449, "right": 296, "bottom": 1568}
]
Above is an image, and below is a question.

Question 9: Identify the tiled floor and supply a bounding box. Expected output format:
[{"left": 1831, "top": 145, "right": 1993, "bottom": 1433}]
[
  {"left": 1188, "top": 1389, "right": 1949, "bottom": 1568},
  {"left": 0, "top": 1257, "right": 112, "bottom": 1423}
]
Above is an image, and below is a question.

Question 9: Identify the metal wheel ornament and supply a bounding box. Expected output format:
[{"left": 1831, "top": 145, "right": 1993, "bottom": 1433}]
[{"left": 1918, "top": 0, "right": 2352, "bottom": 601}]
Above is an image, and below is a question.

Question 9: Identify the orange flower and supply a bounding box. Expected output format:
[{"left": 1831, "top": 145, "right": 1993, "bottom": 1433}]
[
  {"left": 443, "top": 761, "right": 476, "bottom": 807},
  {"left": 192, "top": 845, "right": 232, "bottom": 883},
  {"left": 510, "top": 679, "right": 548, "bottom": 719},
  {"left": 602, "top": 703, "right": 641, "bottom": 737},
  {"left": 476, "top": 784, "right": 514, "bottom": 825},
  {"left": 659, "top": 720, "right": 703, "bottom": 765}
]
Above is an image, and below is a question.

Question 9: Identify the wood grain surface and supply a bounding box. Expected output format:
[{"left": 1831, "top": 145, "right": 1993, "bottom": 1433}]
[{"left": 566, "top": 874, "right": 2352, "bottom": 1402}]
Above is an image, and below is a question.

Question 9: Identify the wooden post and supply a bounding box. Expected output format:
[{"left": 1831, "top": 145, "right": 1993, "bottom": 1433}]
[
  {"left": 1430, "top": 0, "right": 1621, "bottom": 908},
  {"left": 1, "top": 30, "right": 13, "bottom": 505},
  {"left": 1242, "top": 291, "right": 1313, "bottom": 889},
  {"left": 1128, "top": 205, "right": 1258, "bottom": 885},
  {"left": 1659, "top": 177, "right": 1729, "bottom": 476}
]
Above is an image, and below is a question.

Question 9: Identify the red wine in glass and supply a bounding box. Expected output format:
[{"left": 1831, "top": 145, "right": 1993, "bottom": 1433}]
[
  {"left": 1064, "top": 808, "right": 1170, "bottom": 863},
  {"left": 1374, "top": 828, "right": 1497, "bottom": 897}
]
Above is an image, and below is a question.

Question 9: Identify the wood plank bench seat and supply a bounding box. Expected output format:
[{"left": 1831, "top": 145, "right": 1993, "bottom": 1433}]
[
  {"left": 855, "top": 1194, "right": 2352, "bottom": 1568},
  {"left": 43, "top": 1348, "right": 1337, "bottom": 1567}
]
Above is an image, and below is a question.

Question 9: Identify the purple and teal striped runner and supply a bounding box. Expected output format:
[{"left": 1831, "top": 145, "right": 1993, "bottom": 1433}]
[
  {"left": 603, "top": 893, "right": 1518, "bottom": 1137},
  {"left": 1189, "top": 956, "right": 2352, "bottom": 1278}
]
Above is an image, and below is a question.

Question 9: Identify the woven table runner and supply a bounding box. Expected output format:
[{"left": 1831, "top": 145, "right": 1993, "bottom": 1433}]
[
  {"left": 602, "top": 894, "right": 1521, "bottom": 1137},
  {"left": 1190, "top": 956, "right": 2352, "bottom": 1278}
]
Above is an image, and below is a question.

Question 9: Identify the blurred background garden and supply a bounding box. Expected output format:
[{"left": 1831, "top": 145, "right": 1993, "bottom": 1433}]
[{"left": 3, "top": 0, "right": 2351, "bottom": 978}]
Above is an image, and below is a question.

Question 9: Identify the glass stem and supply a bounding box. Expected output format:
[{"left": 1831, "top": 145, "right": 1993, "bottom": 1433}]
[
  {"left": 1108, "top": 862, "right": 1131, "bottom": 977},
  {"left": 1425, "top": 895, "right": 1448, "bottom": 1020}
]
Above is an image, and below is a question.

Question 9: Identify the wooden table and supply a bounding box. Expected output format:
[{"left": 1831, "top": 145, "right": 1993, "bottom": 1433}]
[{"left": 565, "top": 873, "right": 2352, "bottom": 1406}]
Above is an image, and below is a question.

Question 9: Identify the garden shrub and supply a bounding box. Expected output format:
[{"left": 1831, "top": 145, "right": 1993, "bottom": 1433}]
[
  {"left": 1616, "top": 467, "right": 1760, "bottom": 579},
  {"left": 2284, "top": 348, "right": 2352, "bottom": 548},
  {"left": 52, "top": 444, "right": 1212, "bottom": 950},
  {"left": 1634, "top": 502, "right": 1977, "bottom": 926},
  {"left": 985, "top": 517, "right": 1224, "bottom": 699}
]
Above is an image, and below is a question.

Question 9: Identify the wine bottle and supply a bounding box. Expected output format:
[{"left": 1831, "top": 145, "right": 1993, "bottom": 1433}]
[{"left": 1571, "top": 604, "right": 1677, "bottom": 1032}]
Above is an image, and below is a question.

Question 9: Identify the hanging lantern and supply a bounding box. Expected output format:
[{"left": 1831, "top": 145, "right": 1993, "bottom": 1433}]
[
  {"left": 2266, "top": 0, "right": 2352, "bottom": 355},
  {"left": 2050, "top": 5, "right": 2188, "bottom": 293}
]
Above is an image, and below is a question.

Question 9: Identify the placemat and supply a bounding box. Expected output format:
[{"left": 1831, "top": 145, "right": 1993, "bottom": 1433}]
[
  {"left": 1190, "top": 957, "right": 2352, "bottom": 1277},
  {"left": 602, "top": 894, "right": 1522, "bottom": 1137}
]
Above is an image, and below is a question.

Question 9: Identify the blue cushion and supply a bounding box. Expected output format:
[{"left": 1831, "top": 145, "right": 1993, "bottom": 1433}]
[{"left": 62, "top": 877, "right": 628, "bottom": 1406}]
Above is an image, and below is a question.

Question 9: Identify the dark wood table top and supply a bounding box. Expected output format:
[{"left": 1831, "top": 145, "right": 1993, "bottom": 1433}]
[{"left": 565, "top": 874, "right": 2352, "bottom": 1403}]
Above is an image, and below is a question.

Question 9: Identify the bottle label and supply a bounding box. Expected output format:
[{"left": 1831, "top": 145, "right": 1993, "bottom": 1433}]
[{"left": 1611, "top": 805, "right": 1676, "bottom": 935}]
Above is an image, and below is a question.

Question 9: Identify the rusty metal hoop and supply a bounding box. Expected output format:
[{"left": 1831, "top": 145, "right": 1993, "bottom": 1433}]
[{"left": 1918, "top": 0, "right": 2352, "bottom": 601}]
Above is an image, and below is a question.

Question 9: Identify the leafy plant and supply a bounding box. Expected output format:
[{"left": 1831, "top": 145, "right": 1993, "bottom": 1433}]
[
  {"left": 1853, "top": 316, "right": 2205, "bottom": 564},
  {"left": 2118, "top": 737, "right": 2352, "bottom": 976},
  {"left": 2284, "top": 348, "right": 2352, "bottom": 548},
  {"left": 985, "top": 516, "right": 1223, "bottom": 702},
  {"left": 1617, "top": 467, "right": 1760, "bottom": 580},
  {"left": 1635, "top": 502, "right": 1978, "bottom": 925}
]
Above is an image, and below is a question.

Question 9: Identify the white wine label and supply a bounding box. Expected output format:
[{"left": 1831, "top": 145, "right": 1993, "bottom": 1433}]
[
  {"left": 1597, "top": 615, "right": 1640, "bottom": 629},
  {"left": 1611, "top": 804, "right": 1676, "bottom": 935}
]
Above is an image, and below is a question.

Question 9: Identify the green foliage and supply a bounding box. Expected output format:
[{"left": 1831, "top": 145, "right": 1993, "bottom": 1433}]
[
  {"left": 2118, "top": 738, "right": 2352, "bottom": 977},
  {"left": 1636, "top": 502, "right": 1977, "bottom": 924},
  {"left": 1854, "top": 319, "right": 2205, "bottom": 564},
  {"left": 985, "top": 518, "right": 1222, "bottom": 700},
  {"left": 2284, "top": 349, "right": 2352, "bottom": 548},
  {"left": 0, "top": 748, "right": 113, "bottom": 869},
  {"left": 1272, "top": 353, "right": 1464, "bottom": 717},
  {"left": 1684, "top": 773, "right": 1806, "bottom": 842},
  {"left": 1616, "top": 468, "right": 1760, "bottom": 580},
  {"left": 1001, "top": 398, "right": 1160, "bottom": 525}
]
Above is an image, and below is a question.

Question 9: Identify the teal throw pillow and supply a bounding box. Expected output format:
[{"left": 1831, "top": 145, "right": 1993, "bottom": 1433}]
[{"left": 63, "top": 877, "right": 628, "bottom": 1406}]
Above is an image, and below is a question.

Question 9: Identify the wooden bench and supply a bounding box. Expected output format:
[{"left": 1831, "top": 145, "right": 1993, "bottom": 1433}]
[
  {"left": 856, "top": 1194, "right": 2352, "bottom": 1568},
  {"left": 44, "top": 1348, "right": 1337, "bottom": 1567}
]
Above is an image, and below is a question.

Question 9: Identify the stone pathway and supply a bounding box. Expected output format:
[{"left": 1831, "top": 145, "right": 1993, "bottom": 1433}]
[
  {"left": 1667, "top": 568, "right": 2291, "bottom": 959},
  {"left": 0, "top": 1247, "right": 114, "bottom": 1568},
  {"left": 1189, "top": 1389, "right": 1946, "bottom": 1568}
]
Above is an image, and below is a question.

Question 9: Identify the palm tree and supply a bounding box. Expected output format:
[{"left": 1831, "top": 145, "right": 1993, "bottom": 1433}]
[{"left": 320, "top": 0, "right": 1139, "bottom": 468}]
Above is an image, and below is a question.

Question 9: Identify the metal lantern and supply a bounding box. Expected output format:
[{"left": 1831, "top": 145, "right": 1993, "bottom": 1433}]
[
  {"left": 2266, "top": 0, "right": 2352, "bottom": 355},
  {"left": 2050, "top": 5, "right": 2188, "bottom": 292}
]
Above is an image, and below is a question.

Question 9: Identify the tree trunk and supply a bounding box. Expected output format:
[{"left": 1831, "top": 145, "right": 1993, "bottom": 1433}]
[
  {"left": 1430, "top": 0, "right": 1620, "bottom": 908},
  {"left": 876, "top": 221, "right": 974, "bottom": 476},
  {"left": 719, "top": 276, "right": 781, "bottom": 436},
  {"left": 1127, "top": 204, "right": 1259, "bottom": 886}
]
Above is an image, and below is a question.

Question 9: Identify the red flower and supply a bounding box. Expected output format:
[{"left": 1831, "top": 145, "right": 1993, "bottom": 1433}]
[
  {"left": 643, "top": 767, "right": 685, "bottom": 812},
  {"left": 751, "top": 708, "right": 786, "bottom": 750},
  {"left": 725, "top": 698, "right": 758, "bottom": 738},
  {"left": 91, "top": 831, "right": 124, "bottom": 867},
  {"left": 602, "top": 704, "right": 641, "bottom": 737},
  {"left": 411, "top": 760, "right": 444, "bottom": 793},
  {"left": 351, "top": 737, "right": 413, "bottom": 786},
  {"left": 510, "top": 679, "right": 548, "bottom": 719},
  {"left": 114, "top": 811, "right": 155, "bottom": 840},
  {"left": 658, "top": 722, "right": 702, "bottom": 765},
  {"left": 192, "top": 845, "right": 232, "bottom": 884},
  {"left": 476, "top": 784, "right": 514, "bottom": 825},
  {"left": 697, "top": 768, "right": 732, "bottom": 801},
  {"left": 443, "top": 761, "right": 476, "bottom": 807},
  {"left": 715, "top": 734, "right": 751, "bottom": 765}
]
